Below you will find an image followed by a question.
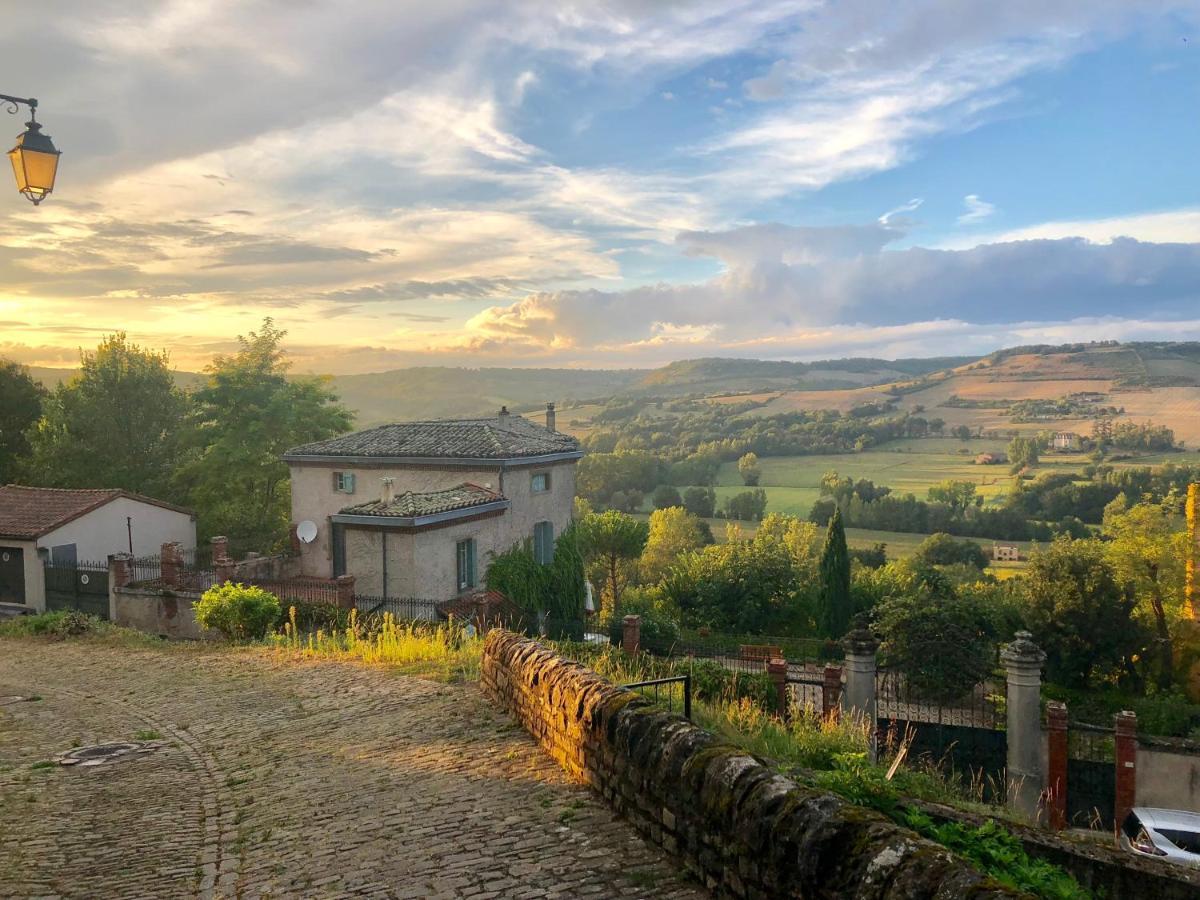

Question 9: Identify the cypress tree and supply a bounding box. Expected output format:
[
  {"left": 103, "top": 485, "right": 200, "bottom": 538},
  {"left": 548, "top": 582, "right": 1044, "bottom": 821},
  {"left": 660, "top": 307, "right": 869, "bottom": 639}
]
[{"left": 819, "top": 507, "right": 852, "bottom": 638}]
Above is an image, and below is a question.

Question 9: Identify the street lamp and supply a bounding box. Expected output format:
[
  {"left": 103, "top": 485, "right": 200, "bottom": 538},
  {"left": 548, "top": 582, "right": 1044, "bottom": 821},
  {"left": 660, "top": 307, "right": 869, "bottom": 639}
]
[{"left": 1, "top": 94, "right": 60, "bottom": 205}]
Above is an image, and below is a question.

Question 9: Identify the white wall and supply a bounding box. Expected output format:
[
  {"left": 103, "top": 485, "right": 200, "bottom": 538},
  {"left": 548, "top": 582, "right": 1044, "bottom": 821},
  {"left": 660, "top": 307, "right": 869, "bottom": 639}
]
[
  {"left": 38, "top": 497, "right": 196, "bottom": 562},
  {"left": 291, "top": 458, "right": 577, "bottom": 582}
]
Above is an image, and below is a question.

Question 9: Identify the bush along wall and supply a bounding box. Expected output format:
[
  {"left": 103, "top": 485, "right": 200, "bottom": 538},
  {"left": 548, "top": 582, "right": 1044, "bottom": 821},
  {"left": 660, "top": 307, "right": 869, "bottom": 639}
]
[{"left": 481, "top": 631, "right": 1020, "bottom": 899}]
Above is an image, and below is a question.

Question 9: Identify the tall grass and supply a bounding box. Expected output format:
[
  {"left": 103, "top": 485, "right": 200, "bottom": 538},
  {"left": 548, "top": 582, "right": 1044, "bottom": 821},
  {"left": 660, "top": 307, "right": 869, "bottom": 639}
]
[{"left": 269, "top": 607, "right": 483, "bottom": 681}]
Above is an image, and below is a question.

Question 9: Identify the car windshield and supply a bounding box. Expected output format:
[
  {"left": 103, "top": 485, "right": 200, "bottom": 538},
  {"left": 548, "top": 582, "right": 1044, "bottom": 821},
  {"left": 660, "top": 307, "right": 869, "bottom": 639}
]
[{"left": 1159, "top": 829, "right": 1200, "bottom": 855}]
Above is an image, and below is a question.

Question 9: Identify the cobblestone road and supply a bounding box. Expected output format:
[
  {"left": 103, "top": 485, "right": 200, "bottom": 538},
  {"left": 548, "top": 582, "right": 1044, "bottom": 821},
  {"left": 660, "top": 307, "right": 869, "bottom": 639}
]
[{"left": 0, "top": 641, "right": 706, "bottom": 899}]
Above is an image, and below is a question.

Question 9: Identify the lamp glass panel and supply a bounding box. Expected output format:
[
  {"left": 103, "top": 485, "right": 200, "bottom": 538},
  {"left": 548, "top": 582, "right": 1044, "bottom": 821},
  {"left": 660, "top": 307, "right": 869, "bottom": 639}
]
[{"left": 16, "top": 147, "right": 58, "bottom": 193}]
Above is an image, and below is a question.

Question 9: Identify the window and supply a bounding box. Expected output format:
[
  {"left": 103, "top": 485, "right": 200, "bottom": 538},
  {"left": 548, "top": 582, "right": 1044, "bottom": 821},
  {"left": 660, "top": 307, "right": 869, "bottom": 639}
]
[
  {"left": 333, "top": 471, "right": 356, "bottom": 494},
  {"left": 533, "top": 521, "right": 554, "bottom": 565},
  {"left": 456, "top": 539, "right": 477, "bottom": 591},
  {"left": 531, "top": 472, "right": 550, "bottom": 493},
  {"left": 50, "top": 543, "right": 77, "bottom": 566}
]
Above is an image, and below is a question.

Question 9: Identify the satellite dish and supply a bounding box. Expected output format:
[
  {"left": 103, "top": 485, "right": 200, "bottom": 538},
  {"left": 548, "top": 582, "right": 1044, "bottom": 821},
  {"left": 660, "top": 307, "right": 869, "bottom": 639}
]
[{"left": 296, "top": 520, "right": 318, "bottom": 544}]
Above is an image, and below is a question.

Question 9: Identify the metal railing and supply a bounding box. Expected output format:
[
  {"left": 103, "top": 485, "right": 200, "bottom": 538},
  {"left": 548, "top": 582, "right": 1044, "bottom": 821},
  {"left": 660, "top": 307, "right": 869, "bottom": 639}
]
[{"left": 622, "top": 674, "right": 692, "bottom": 720}]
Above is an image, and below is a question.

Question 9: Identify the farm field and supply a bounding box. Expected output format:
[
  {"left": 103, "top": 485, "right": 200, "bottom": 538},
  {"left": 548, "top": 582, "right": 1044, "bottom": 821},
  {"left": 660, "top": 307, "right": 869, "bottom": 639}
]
[{"left": 688, "top": 440, "right": 1200, "bottom": 520}]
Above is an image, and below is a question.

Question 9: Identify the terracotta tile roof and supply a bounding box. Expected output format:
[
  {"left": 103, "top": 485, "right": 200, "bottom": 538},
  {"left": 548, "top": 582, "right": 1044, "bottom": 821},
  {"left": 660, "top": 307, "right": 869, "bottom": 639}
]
[
  {"left": 0, "top": 485, "right": 194, "bottom": 540},
  {"left": 339, "top": 483, "right": 506, "bottom": 519},
  {"left": 284, "top": 413, "right": 580, "bottom": 461}
]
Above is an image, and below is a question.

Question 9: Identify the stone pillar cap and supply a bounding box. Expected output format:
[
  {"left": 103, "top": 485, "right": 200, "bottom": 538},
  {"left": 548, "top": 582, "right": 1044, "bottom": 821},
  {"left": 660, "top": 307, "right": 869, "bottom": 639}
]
[
  {"left": 622, "top": 614, "right": 642, "bottom": 624},
  {"left": 1001, "top": 630, "right": 1046, "bottom": 667},
  {"left": 842, "top": 625, "right": 879, "bottom": 656}
]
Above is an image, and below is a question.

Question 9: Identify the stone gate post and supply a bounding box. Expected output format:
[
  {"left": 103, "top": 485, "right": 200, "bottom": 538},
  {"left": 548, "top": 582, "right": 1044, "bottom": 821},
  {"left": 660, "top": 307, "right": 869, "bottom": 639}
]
[
  {"left": 622, "top": 614, "right": 641, "bottom": 655},
  {"left": 841, "top": 624, "right": 880, "bottom": 760},
  {"left": 1002, "top": 631, "right": 1046, "bottom": 820},
  {"left": 767, "top": 657, "right": 789, "bottom": 720}
]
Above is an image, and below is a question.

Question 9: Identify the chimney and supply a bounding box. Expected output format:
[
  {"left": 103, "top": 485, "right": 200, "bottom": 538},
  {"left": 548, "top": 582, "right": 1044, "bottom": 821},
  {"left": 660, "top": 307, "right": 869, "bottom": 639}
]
[
  {"left": 545, "top": 402, "right": 556, "bottom": 432},
  {"left": 498, "top": 405, "right": 510, "bottom": 425},
  {"left": 381, "top": 477, "right": 395, "bottom": 504}
]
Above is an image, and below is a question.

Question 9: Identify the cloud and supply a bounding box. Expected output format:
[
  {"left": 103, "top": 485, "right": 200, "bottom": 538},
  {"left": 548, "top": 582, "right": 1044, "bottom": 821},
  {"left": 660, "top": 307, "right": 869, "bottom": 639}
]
[
  {"left": 953, "top": 209, "right": 1200, "bottom": 247},
  {"left": 958, "top": 194, "right": 996, "bottom": 225},
  {"left": 879, "top": 198, "right": 924, "bottom": 226},
  {"left": 456, "top": 223, "right": 1200, "bottom": 356}
]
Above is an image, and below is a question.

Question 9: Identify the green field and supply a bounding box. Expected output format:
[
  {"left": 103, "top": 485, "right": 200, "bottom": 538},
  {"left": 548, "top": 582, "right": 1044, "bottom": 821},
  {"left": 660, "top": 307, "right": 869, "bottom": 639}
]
[
  {"left": 699, "top": 439, "right": 1200, "bottom": 519},
  {"left": 711, "top": 437, "right": 1011, "bottom": 516}
]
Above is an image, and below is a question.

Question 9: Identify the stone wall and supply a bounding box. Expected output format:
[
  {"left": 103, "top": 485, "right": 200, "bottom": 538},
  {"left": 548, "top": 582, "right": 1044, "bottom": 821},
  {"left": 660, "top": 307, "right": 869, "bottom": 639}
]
[
  {"left": 481, "top": 631, "right": 1020, "bottom": 899},
  {"left": 110, "top": 585, "right": 216, "bottom": 640}
]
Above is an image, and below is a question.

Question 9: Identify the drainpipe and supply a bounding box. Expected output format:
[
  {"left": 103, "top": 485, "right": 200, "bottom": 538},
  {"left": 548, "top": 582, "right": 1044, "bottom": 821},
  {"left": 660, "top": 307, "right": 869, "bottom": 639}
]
[{"left": 381, "top": 529, "right": 388, "bottom": 601}]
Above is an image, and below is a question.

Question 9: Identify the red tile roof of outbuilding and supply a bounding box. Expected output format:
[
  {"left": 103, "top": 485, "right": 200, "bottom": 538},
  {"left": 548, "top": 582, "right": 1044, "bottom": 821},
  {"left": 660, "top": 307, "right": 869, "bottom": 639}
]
[{"left": 0, "top": 485, "right": 194, "bottom": 540}]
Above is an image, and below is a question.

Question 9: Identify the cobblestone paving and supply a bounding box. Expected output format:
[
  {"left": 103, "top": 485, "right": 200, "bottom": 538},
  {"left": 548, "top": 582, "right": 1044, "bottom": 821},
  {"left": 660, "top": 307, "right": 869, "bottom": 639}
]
[{"left": 0, "top": 642, "right": 707, "bottom": 899}]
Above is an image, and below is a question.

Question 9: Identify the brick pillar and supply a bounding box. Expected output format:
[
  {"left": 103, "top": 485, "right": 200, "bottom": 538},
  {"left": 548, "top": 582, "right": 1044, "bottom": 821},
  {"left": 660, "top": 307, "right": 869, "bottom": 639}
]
[
  {"left": 160, "top": 542, "right": 182, "bottom": 589},
  {"left": 110, "top": 553, "right": 133, "bottom": 589},
  {"left": 622, "top": 614, "right": 641, "bottom": 655},
  {"left": 335, "top": 575, "right": 356, "bottom": 611},
  {"left": 767, "top": 658, "right": 789, "bottom": 720},
  {"left": 1115, "top": 710, "right": 1138, "bottom": 833},
  {"left": 210, "top": 535, "right": 229, "bottom": 562},
  {"left": 842, "top": 624, "right": 880, "bottom": 760},
  {"left": 214, "top": 557, "right": 235, "bottom": 586},
  {"left": 822, "top": 663, "right": 843, "bottom": 720},
  {"left": 1002, "top": 631, "right": 1046, "bottom": 821},
  {"left": 1046, "top": 701, "right": 1068, "bottom": 830}
]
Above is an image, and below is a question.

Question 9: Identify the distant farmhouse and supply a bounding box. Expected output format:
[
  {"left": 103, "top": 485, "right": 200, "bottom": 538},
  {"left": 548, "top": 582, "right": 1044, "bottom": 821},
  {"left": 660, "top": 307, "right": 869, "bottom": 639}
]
[
  {"left": 284, "top": 404, "right": 580, "bottom": 601},
  {"left": 1052, "top": 431, "right": 1081, "bottom": 451},
  {"left": 992, "top": 543, "right": 1021, "bottom": 562},
  {"left": 0, "top": 486, "right": 196, "bottom": 611}
]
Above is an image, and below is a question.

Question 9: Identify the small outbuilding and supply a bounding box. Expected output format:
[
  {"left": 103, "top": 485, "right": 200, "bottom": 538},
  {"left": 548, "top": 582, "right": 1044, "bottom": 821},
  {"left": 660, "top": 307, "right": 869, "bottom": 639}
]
[
  {"left": 992, "top": 543, "right": 1021, "bottom": 562},
  {"left": 0, "top": 485, "right": 196, "bottom": 612}
]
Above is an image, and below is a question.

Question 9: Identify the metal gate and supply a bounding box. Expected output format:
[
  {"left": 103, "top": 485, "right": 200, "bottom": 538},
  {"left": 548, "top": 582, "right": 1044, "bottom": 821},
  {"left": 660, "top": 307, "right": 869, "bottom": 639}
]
[
  {"left": 877, "top": 668, "right": 1008, "bottom": 802},
  {"left": 43, "top": 560, "right": 109, "bottom": 619},
  {"left": 1067, "top": 723, "right": 1115, "bottom": 829}
]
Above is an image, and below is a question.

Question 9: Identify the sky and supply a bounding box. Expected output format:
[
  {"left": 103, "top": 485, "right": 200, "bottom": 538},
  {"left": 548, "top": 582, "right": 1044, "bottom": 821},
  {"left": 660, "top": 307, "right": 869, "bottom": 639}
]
[{"left": 0, "top": 0, "right": 1198, "bottom": 374}]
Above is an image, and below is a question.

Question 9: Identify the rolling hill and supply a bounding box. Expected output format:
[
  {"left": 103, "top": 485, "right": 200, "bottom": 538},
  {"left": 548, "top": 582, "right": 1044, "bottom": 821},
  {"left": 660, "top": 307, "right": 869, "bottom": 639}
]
[{"left": 23, "top": 342, "right": 1200, "bottom": 444}]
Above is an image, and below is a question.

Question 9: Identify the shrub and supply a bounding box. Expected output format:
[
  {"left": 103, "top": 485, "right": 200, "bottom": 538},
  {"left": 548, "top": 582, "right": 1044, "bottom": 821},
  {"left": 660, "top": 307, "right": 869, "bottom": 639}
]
[
  {"left": 286, "top": 601, "right": 349, "bottom": 633},
  {"left": 0, "top": 610, "right": 101, "bottom": 638},
  {"left": 195, "top": 582, "right": 281, "bottom": 641}
]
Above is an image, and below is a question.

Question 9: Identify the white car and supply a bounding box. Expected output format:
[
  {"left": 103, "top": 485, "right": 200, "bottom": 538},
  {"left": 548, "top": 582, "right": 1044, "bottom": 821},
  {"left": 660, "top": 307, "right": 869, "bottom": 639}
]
[{"left": 1120, "top": 807, "right": 1200, "bottom": 865}]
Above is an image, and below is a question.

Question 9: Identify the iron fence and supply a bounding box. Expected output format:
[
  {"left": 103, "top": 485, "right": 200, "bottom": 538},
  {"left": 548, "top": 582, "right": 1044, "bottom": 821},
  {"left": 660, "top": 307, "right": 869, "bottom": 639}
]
[
  {"left": 353, "top": 595, "right": 439, "bottom": 622},
  {"left": 252, "top": 577, "right": 339, "bottom": 606},
  {"left": 1066, "top": 721, "right": 1116, "bottom": 829},
  {"left": 622, "top": 674, "right": 692, "bottom": 720}
]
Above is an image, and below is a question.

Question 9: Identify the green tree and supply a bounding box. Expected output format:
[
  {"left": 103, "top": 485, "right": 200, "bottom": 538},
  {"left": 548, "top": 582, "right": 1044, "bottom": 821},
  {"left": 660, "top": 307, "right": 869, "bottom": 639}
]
[
  {"left": 1008, "top": 436, "right": 1040, "bottom": 472},
  {"left": 640, "top": 507, "right": 707, "bottom": 584},
  {"left": 1102, "top": 498, "right": 1189, "bottom": 689},
  {"left": 651, "top": 484, "right": 683, "bottom": 509},
  {"left": 913, "top": 533, "right": 989, "bottom": 569},
  {"left": 1021, "top": 537, "right": 1142, "bottom": 688},
  {"left": 875, "top": 569, "right": 999, "bottom": 703},
  {"left": 25, "top": 334, "right": 189, "bottom": 496},
  {"left": 737, "top": 451, "right": 761, "bottom": 486},
  {"left": 682, "top": 485, "right": 716, "bottom": 518},
  {"left": 927, "top": 479, "right": 979, "bottom": 514},
  {"left": 723, "top": 488, "right": 767, "bottom": 521},
  {"left": 578, "top": 510, "right": 649, "bottom": 614},
  {"left": 178, "top": 319, "right": 351, "bottom": 549},
  {"left": 0, "top": 360, "right": 45, "bottom": 483},
  {"left": 818, "top": 508, "right": 852, "bottom": 638}
]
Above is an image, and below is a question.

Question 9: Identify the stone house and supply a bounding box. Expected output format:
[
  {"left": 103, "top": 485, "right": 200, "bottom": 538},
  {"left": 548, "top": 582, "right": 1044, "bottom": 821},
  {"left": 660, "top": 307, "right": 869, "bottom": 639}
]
[
  {"left": 0, "top": 485, "right": 196, "bottom": 611},
  {"left": 283, "top": 405, "right": 581, "bottom": 600},
  {"left": 1052, "top": 431, "right": 1080, "bottom": 451},
  {"left": 993, "top": 543, "right": 1021, "bottom": 562}
]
